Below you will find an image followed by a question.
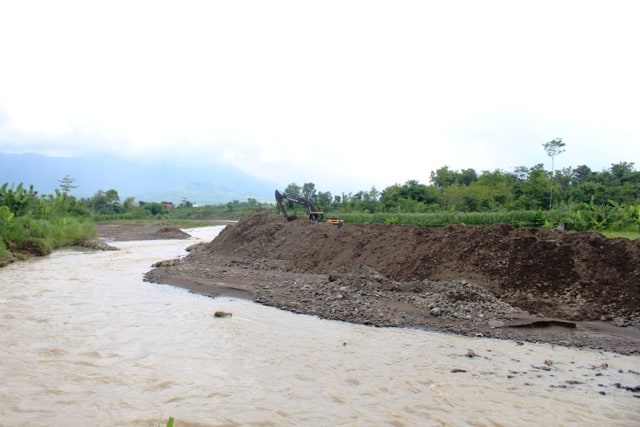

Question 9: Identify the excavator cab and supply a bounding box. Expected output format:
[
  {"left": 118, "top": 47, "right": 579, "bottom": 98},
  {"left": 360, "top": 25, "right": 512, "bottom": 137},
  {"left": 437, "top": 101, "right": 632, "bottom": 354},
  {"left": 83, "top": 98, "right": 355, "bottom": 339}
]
[{"left": 308, "top": 212, "right": 326, "bottom": 222}]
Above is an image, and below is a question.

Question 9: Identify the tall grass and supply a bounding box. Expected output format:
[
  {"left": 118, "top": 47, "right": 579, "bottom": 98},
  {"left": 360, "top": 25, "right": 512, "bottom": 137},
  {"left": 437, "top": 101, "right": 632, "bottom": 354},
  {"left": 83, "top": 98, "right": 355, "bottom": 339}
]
[
  {"left": 0, "top": 216, "right": 96, "bottom": 262},
  {"left": 0, "top": 239, "right": 11, "bottom": 262},
  {"left": 338, "top": 210, "right": 558, "bottom": 228}
]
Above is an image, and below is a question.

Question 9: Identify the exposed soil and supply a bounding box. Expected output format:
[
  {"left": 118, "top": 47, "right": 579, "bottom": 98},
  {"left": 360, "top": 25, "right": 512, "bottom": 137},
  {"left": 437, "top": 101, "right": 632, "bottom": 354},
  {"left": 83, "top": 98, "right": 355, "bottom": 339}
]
[
  {"left": 95, "top": 222, "right": 193, "bottom": 241},
  {"left": 123, "top": 210, "right": 639, "bottom": 354}
]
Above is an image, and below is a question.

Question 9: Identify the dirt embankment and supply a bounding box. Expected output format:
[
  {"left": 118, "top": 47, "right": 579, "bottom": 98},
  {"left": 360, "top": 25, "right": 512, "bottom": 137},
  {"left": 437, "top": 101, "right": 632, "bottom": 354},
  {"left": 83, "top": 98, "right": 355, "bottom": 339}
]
[
  {"left": 95, "top": 222, "right": 193, "bottom": 241},
  {"left": 144, "top": 209, "right": 640, "bottom": 354}
]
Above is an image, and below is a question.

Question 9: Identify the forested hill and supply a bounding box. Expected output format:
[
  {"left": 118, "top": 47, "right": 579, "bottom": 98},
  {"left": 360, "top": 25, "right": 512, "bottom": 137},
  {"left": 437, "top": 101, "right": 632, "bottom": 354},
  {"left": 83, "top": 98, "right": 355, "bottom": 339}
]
[{"left": 0, "top": 152, "right": 277, "bottom": 205}]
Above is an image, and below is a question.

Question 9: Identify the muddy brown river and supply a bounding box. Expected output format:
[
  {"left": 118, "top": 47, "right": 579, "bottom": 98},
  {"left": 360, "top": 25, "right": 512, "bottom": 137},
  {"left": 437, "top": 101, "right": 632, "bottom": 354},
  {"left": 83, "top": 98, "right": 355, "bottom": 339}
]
[{"left": 1, "top": 227, "right": 638, "bottom": 426}]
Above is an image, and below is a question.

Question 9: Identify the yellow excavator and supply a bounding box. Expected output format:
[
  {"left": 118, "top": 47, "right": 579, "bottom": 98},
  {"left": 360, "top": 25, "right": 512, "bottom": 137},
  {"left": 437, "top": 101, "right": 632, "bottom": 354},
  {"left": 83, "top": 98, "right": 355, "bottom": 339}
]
[{"left": 275, "top": 190, "right": 344, "bottom": 227}]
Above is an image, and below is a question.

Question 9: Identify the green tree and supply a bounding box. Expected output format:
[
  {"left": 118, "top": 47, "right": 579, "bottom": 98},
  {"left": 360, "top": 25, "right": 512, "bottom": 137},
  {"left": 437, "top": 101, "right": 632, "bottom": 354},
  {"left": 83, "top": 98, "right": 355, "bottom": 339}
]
[
  {"left": 316, "top": 191, "right": 333, "bottom": 211},
  {"left": 105, "top": 189, "right": 120, "bottom": 205},
  {"left": 467, "top": 173, "right": 514, "bottom": 210},
  {"left": 542, "top": 138, "right": 566, "bottom": 209},
  {"left": 123, "top": 197, "right": 137, "bottom": 210},
  {"left": 443, "top": 185, "right": 475, "bottom": 211},
  {"left": 458, "top": 168, "right": 479, "bottom": 186},
  {"left": 513, "top": 164, "right": 549, "bottom": 210},
  {"left": 143, "top": 202, "right": 167, "bottom": 216},
  {"left": 284, "top": 183, "right": 302, "bottom": 197},
  {"left": 430, "top": 166, "right": 458, "bottom": 189},
  {"left": 0, "top": 183, "right": 38, "bottom": 216},
  {"left": 301, "top": 183, "right": 317, "bottom": 205},
  {"left": 58, "top": 175, "right": 78, "bottom": 194},
  {"left": 574, "top": 165, "right": 592, "bottom": 184},
  {"left": 88, "top": 189, "right": 123, "bottom": 215},
  {"left": 178, "top": 198, "right": 193, "bottom": 209},
  {"left": 512, "top": 166, "right": 530, "bottom": 181},
  {"left": 610, "top": 161, "right": 635, "bottom": 179},
  {"left": 379, "top": 180, "right": 440, "bottom": 212}
]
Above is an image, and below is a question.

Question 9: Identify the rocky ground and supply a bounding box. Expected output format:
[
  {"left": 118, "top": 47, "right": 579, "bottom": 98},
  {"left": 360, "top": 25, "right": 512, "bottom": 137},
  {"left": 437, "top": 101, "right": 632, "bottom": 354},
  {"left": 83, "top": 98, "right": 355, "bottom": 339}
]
[{"left": 103, "top": 211, "right": 640, "bottom": 355}]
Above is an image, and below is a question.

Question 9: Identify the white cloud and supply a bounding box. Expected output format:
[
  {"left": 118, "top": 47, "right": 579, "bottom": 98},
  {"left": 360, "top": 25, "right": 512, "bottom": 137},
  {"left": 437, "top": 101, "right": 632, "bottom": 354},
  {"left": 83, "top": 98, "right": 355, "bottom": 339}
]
[{"left": 0, "top": 0, "right": 638, "bottom": 194}]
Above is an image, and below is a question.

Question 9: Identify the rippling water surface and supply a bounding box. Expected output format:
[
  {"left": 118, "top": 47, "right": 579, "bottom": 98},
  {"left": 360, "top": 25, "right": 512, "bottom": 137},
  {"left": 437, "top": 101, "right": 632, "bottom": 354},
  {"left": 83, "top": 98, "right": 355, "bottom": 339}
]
[{"left": 1, "top": 226, "right": 638, "bottom": 426}]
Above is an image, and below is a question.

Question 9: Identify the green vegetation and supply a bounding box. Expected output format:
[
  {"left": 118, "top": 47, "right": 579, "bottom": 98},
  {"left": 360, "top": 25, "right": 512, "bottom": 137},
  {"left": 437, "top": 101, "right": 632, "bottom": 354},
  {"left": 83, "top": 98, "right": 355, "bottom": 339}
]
[
  {"left": 277, "top": 161, "right": 640, "bottom": 235},
  {"left": 2, "top": 156, "right": 639, "bottom": 265},
  {"left": 0, "top": 182, "right": 97, "bottom": 265},
  {"left": 0, "top": 178, "right": 263, "bottom": 265},
  {"left": 160, "top": 198, "right": 264, "bottom": 221},
  {"left": 602, "top": 230, "right": 640, "bottom": 240}
]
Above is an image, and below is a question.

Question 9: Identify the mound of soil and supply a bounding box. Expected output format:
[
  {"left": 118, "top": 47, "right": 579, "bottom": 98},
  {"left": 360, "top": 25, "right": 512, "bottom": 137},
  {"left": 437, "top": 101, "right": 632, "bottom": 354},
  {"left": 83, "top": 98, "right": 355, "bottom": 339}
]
[
  {"left": 145, "top": 209, "right": 640, "bottom": 354},
  {"left": 96, "top": 222, "right": 191, "bottom": 241}
]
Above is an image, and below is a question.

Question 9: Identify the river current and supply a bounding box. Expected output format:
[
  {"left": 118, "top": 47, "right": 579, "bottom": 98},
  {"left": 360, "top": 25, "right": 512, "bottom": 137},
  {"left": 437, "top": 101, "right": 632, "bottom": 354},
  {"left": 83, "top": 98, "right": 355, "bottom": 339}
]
[{"left": 1, "top": 226, "right": 638, "bottom": 426}]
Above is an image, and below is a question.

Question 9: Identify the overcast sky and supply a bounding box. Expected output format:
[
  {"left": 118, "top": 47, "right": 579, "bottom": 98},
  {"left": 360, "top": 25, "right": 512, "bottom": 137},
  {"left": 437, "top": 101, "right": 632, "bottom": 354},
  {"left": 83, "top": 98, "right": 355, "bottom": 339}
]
[{"left": 1, "top": 0, "right": 638, "bottom": 195}]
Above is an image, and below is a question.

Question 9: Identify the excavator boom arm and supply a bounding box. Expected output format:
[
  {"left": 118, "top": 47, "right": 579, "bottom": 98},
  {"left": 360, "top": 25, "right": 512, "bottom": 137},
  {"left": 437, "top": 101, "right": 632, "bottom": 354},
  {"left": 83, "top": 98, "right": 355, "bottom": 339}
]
[{"left": 275, "top": 190, "right": 318, "bottom": 216}]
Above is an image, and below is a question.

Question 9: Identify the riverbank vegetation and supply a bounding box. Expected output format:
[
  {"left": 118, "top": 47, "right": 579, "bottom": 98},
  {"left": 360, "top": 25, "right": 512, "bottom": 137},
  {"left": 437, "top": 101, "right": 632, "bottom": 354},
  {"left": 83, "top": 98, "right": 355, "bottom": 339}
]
[
  {"left": 2, "top": 161, "right": 639, "bottom": 264},
  {"left": 0, "top": 182, "right": 96, "bottom": 265}
]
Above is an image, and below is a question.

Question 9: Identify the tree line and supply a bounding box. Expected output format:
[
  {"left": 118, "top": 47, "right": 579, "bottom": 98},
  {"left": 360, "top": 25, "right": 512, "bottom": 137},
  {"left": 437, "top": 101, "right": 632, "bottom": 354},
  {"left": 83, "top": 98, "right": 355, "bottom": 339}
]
[{"left": 283, "top": 161, "right": 639, "bottom": 214}]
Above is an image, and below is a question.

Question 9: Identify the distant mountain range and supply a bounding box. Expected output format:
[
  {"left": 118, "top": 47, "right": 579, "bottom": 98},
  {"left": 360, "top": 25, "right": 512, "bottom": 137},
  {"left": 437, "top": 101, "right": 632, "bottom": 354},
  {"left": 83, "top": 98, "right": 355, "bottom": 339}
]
[{"left": 0, "top": 153, "right": 279, "bottom": 205}]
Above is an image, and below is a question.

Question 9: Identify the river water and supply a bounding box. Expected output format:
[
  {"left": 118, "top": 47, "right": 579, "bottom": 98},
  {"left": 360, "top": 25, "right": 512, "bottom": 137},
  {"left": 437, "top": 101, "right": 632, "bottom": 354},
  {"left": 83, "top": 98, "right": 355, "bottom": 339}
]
[{"left": 1, "top": 226, "right": 638, "bottom": 426}]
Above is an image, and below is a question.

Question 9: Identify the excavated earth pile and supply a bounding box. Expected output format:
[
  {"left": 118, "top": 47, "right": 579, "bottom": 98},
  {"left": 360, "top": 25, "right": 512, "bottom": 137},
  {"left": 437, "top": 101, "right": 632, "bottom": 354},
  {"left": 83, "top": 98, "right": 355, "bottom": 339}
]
[{"left": 146, "top": 209, "right": 640, "bottom": 354}]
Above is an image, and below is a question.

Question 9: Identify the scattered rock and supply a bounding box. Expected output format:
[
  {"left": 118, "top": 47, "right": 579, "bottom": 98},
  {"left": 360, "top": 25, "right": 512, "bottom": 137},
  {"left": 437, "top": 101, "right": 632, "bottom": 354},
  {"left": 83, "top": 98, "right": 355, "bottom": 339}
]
[
  {"left": 152, "top": 258, "right": 182, "bottom": 267},
  {"left": 80, "top": 239, "right": 118, "bottom": 251},
  {"left": 614, "top": 317, "right": 627, "bottom": 327}
]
